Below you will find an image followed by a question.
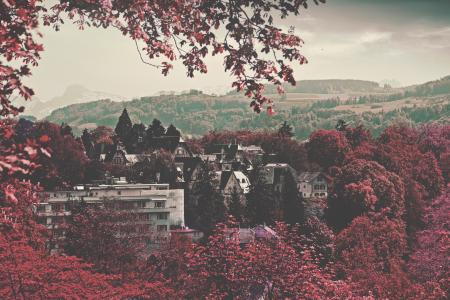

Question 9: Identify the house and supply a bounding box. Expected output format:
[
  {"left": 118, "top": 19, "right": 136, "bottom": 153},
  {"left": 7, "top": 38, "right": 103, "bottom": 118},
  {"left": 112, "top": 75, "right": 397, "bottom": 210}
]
[
  {"left": 297, "top": 172, "right": 328, "bottom": 198},
  {"left": 100, "top": 136, "right": 192, "bottom": 166},
  {"left": 206, "top": 143, "right": 253, "bottom": 172},
  {"left": 174, "top": 156, "right": 203, "bottom": 187},
  {"left": 150, "top": 136, "right": 192, "bottom": 158},
  {"left": 100, "top": 142, "right": 152, "bottom": 166},
  {"left": 217, "top": 170, "right": 251, "bottom": 205},
  {"left": 263, "top": 163, "right": 297, "bottom": 193}
]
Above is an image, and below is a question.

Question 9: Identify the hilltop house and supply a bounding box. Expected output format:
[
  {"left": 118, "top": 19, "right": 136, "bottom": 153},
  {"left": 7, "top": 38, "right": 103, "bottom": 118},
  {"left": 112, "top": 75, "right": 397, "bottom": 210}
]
[{"left": 297, "top": 172, "right": 328, "bottom": 198}]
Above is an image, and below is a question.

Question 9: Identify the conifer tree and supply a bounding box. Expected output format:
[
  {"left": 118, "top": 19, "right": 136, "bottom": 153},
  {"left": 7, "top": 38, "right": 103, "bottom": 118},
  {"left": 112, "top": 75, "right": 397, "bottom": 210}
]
[
  {"left": 130, "top": 123, "right": 146, "bottom": 153},
  {"left": 191, "top": 163, "right": 226, "bottom": 235},
  {"left": 278, "top": 121, "right": 294, "bottom": 138},
  {"left": 166, "top": 124, "right": 181, "bottom": 137},
  {"left": 246, "top": 166, "right": 277, "bottom": 225},
  {"left": 229, "top": 186, "right": 245, "bottom": 224},
  {"left": 147, "top": 119, "right": 166, "bottom": 138},
  {"left": 282, "top": 172, "right": 304, "bottom": 224},
  {"left": 81, "top": 128, "right": 95, "bottom": 158},
  {"left": 114, "top": 108, "right": 133, "bottom": 147}
]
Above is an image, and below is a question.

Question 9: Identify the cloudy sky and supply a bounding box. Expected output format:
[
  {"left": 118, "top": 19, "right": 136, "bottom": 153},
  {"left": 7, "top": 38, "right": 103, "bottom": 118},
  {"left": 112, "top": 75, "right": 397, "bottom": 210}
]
[{"left": 27, "top": 0, "right": 450, "bottom": 101}]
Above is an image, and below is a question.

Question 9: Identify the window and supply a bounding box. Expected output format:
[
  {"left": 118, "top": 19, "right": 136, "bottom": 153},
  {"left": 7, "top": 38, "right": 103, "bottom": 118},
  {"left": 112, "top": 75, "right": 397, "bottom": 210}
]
[
  {"left": 154, "top": 201, "right": 165, "bottom": 208},
  {"left": 140, "top": 213, "right": 150, "bottom": 220},
  {"left": 136, "top": 201, "right": 146, "bottom": 208},
  {"left": 157, "top": 225, "right": 168, "bottom": 231},
  {"left": 157, "top": 213, "right": 168, "bottom": 220},
  {"left": 51, "top": 204, "right": 64, "bottom": 212},
  {"left": 117, "top": 191, "right": 122, "bottom": 195},
  {"left": 320, "top": 193, "right": 325, "bottom": 196},
  {"left": 314, "top": 193, "right": 319, "bottom": 197},
  {"left": 242, "top": 178, "right": 245, "bottom": 183}
]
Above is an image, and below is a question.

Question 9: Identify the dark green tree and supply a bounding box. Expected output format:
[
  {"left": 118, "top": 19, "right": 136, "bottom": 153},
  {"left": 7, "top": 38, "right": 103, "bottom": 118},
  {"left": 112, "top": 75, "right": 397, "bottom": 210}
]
[
  {"left": 246, "top": 165, "right": 277, "bottom": 225},
  {"left": 335, "top": 119, "right": 348, "bottom": 131},
  {"left": 191, "top": 163, "right": 226, "bottom": 235},
  {"left": 282, "top": 172, "right": 304, "bottom": 225},
  {"left": 228, "top": 186, "right": 245, "bottom": 224},
  {"left": 166, "top": 124, "right": 181, "bottom": 137},
  {"left": 60, "top": 122, "right": 73, "bottom": 137},
  {"left": 81, "top": 128, "right": 95, "bottom": 159},
  {"left": 130, "top": 123, "right": 146, "bottom": 153},
  {"left": 278, "top": 121, "right": 294, "bottom": 138},
  {"left": 147, "top": 118, "right": 166, "bottom": 138},
  {"left": 114, "top": 108, "right": 133, "bottom": 149}
]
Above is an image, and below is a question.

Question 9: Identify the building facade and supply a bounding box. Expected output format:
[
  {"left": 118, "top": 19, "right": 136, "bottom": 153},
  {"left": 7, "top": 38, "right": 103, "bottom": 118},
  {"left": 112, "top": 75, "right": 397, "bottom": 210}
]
[
  {"left": 37, "top": 182, "right": 185, "bottom": 249},
  {"left": 297, "top": 172, "right": 328, "bottom": 198}
]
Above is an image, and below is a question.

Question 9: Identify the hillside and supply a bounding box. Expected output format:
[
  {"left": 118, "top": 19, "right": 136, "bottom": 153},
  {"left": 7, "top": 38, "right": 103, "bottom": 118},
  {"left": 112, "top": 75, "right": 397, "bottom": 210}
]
[
  {"left": 45, "top": 77, "right": 450, "bottom": 138},
  {"left": 17, "top": 85, "right": 126, "bottom": 119},
  {"left": 239, "top": 79, "right": 384, "bottom": 94}
]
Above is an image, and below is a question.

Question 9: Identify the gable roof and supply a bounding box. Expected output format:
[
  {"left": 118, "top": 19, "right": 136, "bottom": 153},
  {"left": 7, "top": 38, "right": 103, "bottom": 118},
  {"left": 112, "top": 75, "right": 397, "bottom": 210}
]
[
  {"left": 206, "top": 144, "right": 239, "bottom": 159},
  {"left": 234, "top": 171, "right": 250, "bottom": 193},
  {"left": 175, "top": 157, "right": 203, "bottom": 181},
  {"left": 151, "top": 136, "right": 189, "bottom": 153},
  {"left": 218, "top": 170, "right": 233, "bottom": 190},
  {"left": 297, "top": 172, "right": 323, "bottom": 182}
]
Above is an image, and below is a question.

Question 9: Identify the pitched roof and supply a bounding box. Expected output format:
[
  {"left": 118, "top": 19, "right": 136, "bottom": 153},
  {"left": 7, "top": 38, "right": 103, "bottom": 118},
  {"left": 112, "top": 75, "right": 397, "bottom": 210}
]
[
  {"left": 206, "top": 144, "right": 239, "bottom": 159},
  {"left": 175, "top": 157, "right": 203, "bottom": 181},
  {"left": 218, "top": 170, "right": 232, "bottom": 190},
  {"left": 151, "top": 136, "right": 187, "bottom": 153},
  {"left": 297, "top": 172, "right": 322, "bottom": 182},
  {"left": 233, "top": 171, "right": 251, "bottom": 193}
]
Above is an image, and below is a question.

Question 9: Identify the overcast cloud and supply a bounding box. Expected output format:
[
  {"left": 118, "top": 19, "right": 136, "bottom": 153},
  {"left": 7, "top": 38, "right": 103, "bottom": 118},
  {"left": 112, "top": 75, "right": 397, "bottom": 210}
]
[{"left": 26, "top": 0, "right": 450, "bottom": 100}]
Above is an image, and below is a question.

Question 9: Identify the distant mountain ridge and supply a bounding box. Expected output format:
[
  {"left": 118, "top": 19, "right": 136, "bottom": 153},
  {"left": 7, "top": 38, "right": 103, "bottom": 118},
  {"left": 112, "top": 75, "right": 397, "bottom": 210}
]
[
  {"left": 16, "top": 84, "right": 126, "bottom": 118},
  {"left": 259, "top": 79, "right": 383, "bottom": 94}
]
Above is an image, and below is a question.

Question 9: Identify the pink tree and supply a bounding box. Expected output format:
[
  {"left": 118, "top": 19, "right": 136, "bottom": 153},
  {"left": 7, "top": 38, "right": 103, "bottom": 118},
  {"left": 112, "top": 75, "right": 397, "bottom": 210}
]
[{"left": 1, "top": 0, "right": 326, "bottom": 116}]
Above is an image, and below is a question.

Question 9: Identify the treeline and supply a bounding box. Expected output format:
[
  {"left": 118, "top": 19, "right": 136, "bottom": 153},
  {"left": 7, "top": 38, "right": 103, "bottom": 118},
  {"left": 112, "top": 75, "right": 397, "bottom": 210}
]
[{"left": 46, "top": 91, "right": 449, "bottom": 141}]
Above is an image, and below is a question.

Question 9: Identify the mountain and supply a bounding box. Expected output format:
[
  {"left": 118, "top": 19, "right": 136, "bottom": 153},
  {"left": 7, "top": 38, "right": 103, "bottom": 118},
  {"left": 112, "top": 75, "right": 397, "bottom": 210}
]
[{"left": 16, "top": 84, "right": 126, "bottom": 119}]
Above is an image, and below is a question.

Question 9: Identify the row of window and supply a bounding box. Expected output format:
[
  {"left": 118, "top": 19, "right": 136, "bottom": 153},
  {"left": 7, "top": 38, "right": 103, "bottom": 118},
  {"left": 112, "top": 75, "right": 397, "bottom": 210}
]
[
  {"left": 313, "top": 184, "right": 326, "bottom": 190},
  {"left": 43, "top": 200, "right": 166, "bottom": 212}
]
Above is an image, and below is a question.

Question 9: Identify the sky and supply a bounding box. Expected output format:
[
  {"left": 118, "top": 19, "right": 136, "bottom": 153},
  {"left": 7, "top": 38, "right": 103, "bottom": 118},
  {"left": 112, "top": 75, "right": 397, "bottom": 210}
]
[{"left": 27, "top": 0, "right": 450, "bottom": 101}]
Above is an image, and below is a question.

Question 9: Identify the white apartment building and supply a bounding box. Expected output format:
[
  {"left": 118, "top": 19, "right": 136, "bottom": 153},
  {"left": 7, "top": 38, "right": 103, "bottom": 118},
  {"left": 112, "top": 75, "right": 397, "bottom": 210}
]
[{"left": 36, "top": 182, "right": 185, "bottom": 249}]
